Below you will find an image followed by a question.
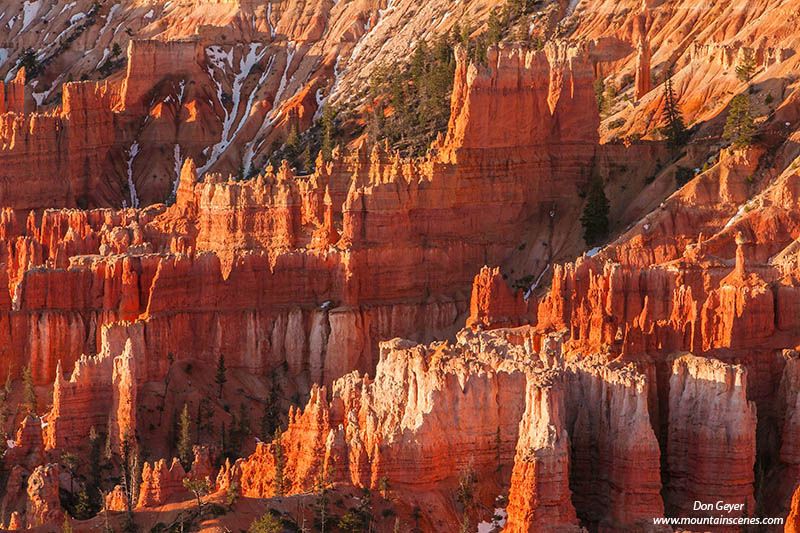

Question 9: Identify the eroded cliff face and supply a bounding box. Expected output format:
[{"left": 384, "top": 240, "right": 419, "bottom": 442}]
[
  {"left": 216, "top": 327, "right": 667, "bottom": 530},
  {"left": 0, "top": 41, "right": 597, "bottom": 392},
  {"left": 7, "top": 0, "right": 800, "bottom": 529}
]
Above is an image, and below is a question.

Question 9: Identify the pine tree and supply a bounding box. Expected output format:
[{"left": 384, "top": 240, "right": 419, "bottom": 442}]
[
  {"left": 285, "top": 126, "right": 300, "bottom": 160},
  {"left": 249, "top": 513, "right": 282, "bottom": 533},
  {"left": 315, "top": 471, "right": 330, "bottom": 533},
  {"left": 74, "top": 490, "right": 91, "bottom": 519},
  {"left": 580, "top": 176, "right": 610, "bottom": 247},
  {"left": 183, "top": 477, "right": 211, "bottom": 515},
  {"left": 261, "top": 375, "right": 281, "bottom": 440},
  {"left": 300, "top": 144, "right": 313, "bottom": 173},
  {"left": 724, "top": 94, "right": 756, "bottom": 148},
  {"left": 487, "top": 9, "right": 502, "bottom": 45},
  {"left": 22, "top": 363, "right": 36, "bottom": 415},
  {"left": 594, "top": 78, "right": 607, "bottom": 115},
  {"left": 320, "top": 105, "right": 336, "bottom": 161},
  {"left": 239, "top": 402, "right": 250, "bottom": 442},
  {"left": 661, "top": 70, "right": 688, "bottom": 147},
  {"left": 272, "top": 427, "right": 286, "bottom": 496},
  {"left": 178, "top": 403, "right": 193, "bottom": 470},
  {"left": 215, "top": 353, "right": 227, "bottom": 400},
  {"left": 61, "top": 451, "right": 79, "bottom": 495},
  {"left": 735, "top": 50, "right": 757, "bottom": 83}
]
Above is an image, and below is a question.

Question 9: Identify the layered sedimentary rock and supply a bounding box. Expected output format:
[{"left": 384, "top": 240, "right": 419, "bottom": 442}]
[
  {"left": 665, "top": 355, "right": 757, "bottom": 518},
  {"left": 0, "top": 41, "right": 599, "bottom": 394},
  {"left": 137, "top": 458, "right": 187, "bottom": 508},
  {"left": 45, "top": 333, "right": 139, "bottom": 454},
  {"left": 0, "top": 76, "right": 116, "bottom": 210},
  {"left": 634, "top": 38, "right": 651, "bottom": 101},
  {"left": 219, "top": 326, "right": 665, "bottom": 529},
  {"left": 504, "top": 378, "right": 580, "bottom": 532},
  {"left": 467, "top": 266, "right": 534, "bottom": 330}
]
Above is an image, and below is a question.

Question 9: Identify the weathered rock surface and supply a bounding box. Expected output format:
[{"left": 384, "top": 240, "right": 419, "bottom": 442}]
[{"left": 25, "top": 463, "right": 62, "bottom": 528}]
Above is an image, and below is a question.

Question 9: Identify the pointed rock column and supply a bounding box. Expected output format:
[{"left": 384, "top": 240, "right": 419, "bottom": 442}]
[{"left": 505, "top": 376, "right": 582, "bottom": 532}]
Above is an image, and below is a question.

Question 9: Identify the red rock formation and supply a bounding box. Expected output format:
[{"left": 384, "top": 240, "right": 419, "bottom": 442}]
[
  {"left": 665, "top": 355, "right": 756, "bottom": 519},
  {"left": 634, "top": 37, "right": 651, "bottom": 101},
  {"left": 7, "top": 512, "right": 22, "bottom": 531},
  {"left": 46, "top": 335, "right": 138, "bottom": 454},
  {"left": 188, "top": 445, "right": 215, "bottom": 481},
  {"left": 0, "top": 80, "right": 116, "bottom": 211},
  {"left": 467, "top": 266, "right": 534, "bottom": 330},
  {"left": 25, "top": 463, "right": 62, "bottom": 528},
  {"left": 105, "top": 485, "right": 128, "bottom": 512},
  {"left": 222, "top": 327, "right": 665, "bottom": 528},
  {"left": 787, "top": 484, "right": 800, "bottom": 533},
  {"left": 4, "top": 415, "right": 44, "bottom": 470},
  {"left": 505, "top": 377, "right": 580, "bottom": 532},
  {"left": 137, "top": 458, "right": 187, "bottom": 508}
]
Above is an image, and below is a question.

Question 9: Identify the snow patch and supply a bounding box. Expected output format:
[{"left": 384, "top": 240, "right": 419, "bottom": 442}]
[
  {"left": 95, "top": 48, "right": 110, "bottom": 69},
  {"left": 559, "top": 0, "right": 581, "bottom": 24},
  {"left": 586, "top": 246, "right": 601, "bottom": 257},
  {"left": 722, "top": 203, "right": 748, "bottom": 230},
  {"left": 59, "top": 2, "right": 77, "bottom": 16},
  {"left": 21, "top": 0, "right": 42, "bottom": 32},
  {"left": 172, "top": 144, "right": 183, "bottom": 197},
  {"left": 200, "top": 44, "right": 274, "bottom": 175},
  {"left": 266, "top": 2, "right": 276, "bottom": 38},
  {"left": 144, "top": 9, "right": 154, "bottom": 19},
  {"left": 476, "top": 508, "right": 507, "bottom": 533},
  {"left": 99, "top": 4, "right": 119, "bottom": 37},
  {"left": 525, "top": 264, "right": 550, "bottom": 301},
  {"left": 0, "top": 49, "right": 9, "bottom": 69},
  {"left": 69, "top": 12, "right": 86, "bottom": 25},
  {"left": 126, "top": 142, "right": 140, "bottom": 208},
  {"left": 206, "top": 45, "right": 234, "bottom": 71}
]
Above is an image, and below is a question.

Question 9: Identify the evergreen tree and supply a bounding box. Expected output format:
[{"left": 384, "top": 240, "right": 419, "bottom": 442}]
[
  {"left": 61, "top": 452, "right": 79, "bottom": 495},
  {"left": 285, "top": 126, "right": 300, "bottom": 160},
  {"left": 320, "top": 105, "right": 336, "bottom": 161},
  {"left": 314, "top": 471, "right": 331, "bottom": 533},
  {"left": 22, "top": 363, "right": 36, "bottom": 414},
  {"left": 215, "top": 353, "right": 227, "bottom": 400},
  {"left": 724, "top": 93, "right": 756, "bottom": 148},
  {"left": 182, "top": 477, "right": 212, "bottom": 515},
  {"left": 594, "top": 78, "right": 607, "bottom": 115},
  {"left": 250, "top": 512, "right": 282, "bottom": 533},
  {"left": 300, "top": 144, "right": 313, "bottom": 173},
  {"left": 661, "top": 69, "right": 688, "bottom": 147},
  {"left": 487, "top": 9, "right": 502, "bottom": 46},
  {"left": 74, "top": 490, "right": 92, "bottom": 519},
  {"left": 735, "top": 50, "right": 757, "bottom": 83},
  {"left": 238, "top": 402, "right": 250, "bottom": 441},
  {"left": 272, "top": 427, "right": 286, "bottom": 496},
  {"left": 178, "top": 403, "right": 193, "bottom": 470},
  {"left": 580, "top": 176, "right": 610, "bottom": 247},
  {"left": 261, "top": 376, "right": 281, "bottom": 441}
]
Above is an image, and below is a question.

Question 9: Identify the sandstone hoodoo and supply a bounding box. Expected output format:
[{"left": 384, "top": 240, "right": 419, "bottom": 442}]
[{"left": 4, "top": 0, "right": 800, "bottom": 530}]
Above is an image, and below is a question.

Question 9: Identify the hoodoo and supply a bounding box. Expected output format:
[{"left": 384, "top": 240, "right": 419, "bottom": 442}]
[{"left": 3, "top": 0, "right": 800, "bottom": 530}]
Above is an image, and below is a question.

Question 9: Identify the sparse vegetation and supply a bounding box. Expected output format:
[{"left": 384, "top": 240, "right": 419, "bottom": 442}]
[
  {"left": 724, "top": 93, "right": 756, "bottom": 147},
  {"left": 215, "top": 353, "right": 227, "bottom": 399},
  {"left": 660, "top": 69, "right": 689, "bottom": 147},
  {"left": 23, "top": 363, "right": 37, "bottom": 414},
  {"left": 178, "top": 403, "right": 194, "bottom": 469},
  {"left": 580, "top": 176, "right": 610, "bottom": 246},
  {"left": 735, "top": 50, "right": 757, "bottom": 83}
]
